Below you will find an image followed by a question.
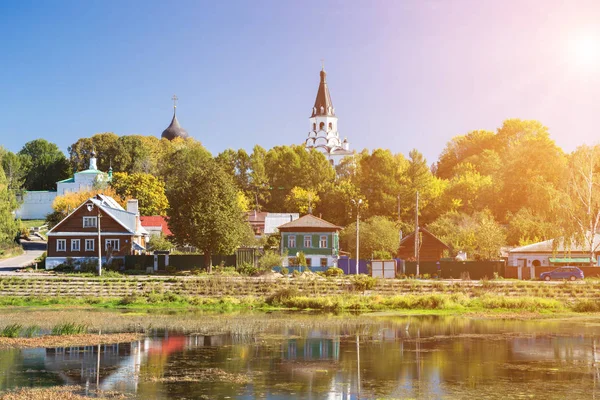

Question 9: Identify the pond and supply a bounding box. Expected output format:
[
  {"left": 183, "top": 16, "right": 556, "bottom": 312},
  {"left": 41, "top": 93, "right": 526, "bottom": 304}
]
[{"left": 1, "top": 313, "right": 600, "bottom": 399}]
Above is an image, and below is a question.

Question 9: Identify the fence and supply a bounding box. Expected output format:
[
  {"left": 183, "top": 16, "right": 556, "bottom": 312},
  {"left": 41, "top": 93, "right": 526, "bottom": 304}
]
[
  {"left": 401, "top": 261, "right": 504, "bottom": 280},
  {"left": 125, "top": 254, "right": 236, "bottom": 271}
]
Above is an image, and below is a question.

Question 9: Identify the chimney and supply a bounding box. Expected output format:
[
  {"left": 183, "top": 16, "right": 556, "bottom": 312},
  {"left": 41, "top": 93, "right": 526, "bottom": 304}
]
[{"left": 127, "top": 199, "right": 139, "bottom": 215}]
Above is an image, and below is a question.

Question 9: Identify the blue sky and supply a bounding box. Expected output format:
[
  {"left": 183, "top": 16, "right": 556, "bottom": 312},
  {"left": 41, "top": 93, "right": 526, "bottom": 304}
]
[{"left": 1, "top": 0, "right": 599, "bottom": 163}]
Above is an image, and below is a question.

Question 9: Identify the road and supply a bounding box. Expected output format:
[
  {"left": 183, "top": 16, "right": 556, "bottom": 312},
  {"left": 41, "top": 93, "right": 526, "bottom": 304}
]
[{"left": 0, "top": 236, "right": 47, "bottom": 273}]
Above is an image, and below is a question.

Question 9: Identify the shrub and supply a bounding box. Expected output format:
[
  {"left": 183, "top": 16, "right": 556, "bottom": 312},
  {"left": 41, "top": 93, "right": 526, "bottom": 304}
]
[
  {"left": 22, "top": 325, "right": 40, "bottom": 338},
  {"left": 325, "top": 267, "right": 344, "bottom": 277},
  {"left": 266, "top": 288, "right": 300, "bottom": 306},
  {"left": 237, "top": 263, "right": 258, "bottom": 276},
  {"left": 118, "top": 295, "right": 143, "bottom": 306},
  {"left": 280, "top": 267, "right": 289, "bottom": 275},
  {"left": 572, "top": 299, "right": 600, "bottom": 312},
  {"left": 291, "top": 270, "right": 301, "bottom": 278},
  {"left": 372, "top": 250, "right": 392, "bottom": 260},
  {"left": 165, "top": 265, "right": 177, "bottom": 274},
  {"left": 351, "top": 275, "right": 377, "bottom": 292},
  {"left": 258, "top": 251, "right": 283, "bottom": 271}
]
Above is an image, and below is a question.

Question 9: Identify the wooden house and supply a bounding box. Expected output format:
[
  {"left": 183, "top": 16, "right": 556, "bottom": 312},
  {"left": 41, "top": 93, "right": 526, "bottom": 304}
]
[
  {"left": 46, "top": 195, "right": 148, "bottom": 269},
  {"left": 397, "top": 228, "right": 450, "bottom": 262}
]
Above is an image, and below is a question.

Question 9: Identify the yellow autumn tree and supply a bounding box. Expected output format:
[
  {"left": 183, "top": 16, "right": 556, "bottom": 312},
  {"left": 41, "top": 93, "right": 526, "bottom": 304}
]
[{"left": 48, "top": 187, "right": 129, "bottom": 227}]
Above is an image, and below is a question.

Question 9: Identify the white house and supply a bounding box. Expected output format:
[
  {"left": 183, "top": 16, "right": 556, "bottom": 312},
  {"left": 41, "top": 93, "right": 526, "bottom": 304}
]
[{"left": 508, "top": 232, "right": 600, "bottom": 268}]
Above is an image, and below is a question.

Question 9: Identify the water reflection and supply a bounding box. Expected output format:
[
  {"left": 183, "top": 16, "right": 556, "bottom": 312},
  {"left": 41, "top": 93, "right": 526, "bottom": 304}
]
[{"left": 1, "top": 315, "right": 600, "bottom": 399}]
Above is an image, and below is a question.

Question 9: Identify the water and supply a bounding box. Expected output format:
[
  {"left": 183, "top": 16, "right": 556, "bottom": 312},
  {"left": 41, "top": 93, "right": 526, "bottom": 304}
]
[{"left": 1, "top": 314, "right": 600, "bottom": 399}]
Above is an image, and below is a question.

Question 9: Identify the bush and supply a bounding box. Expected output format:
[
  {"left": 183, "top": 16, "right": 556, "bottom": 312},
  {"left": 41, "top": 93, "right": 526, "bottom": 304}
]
[
  {"left": 258, "top": 251, "right": 283, "bottom": 271},
  {"left": 165, "top": 265, "right": 177, "bottom": 274},
  {"left": 325, "top": 267, "right": 344, "bottom": 277},
  {"left": 291, "top": 270, "right": 301, "bottom": 278},
  {"left": 372, "top": 250, "right": 392, "bottom": 260},
  {"left": 266, "top": 288, "right": 300, "bottom": 306},
  {"left": 280, "top": 267, "right": 289, "bottom": 275},
  {"left": 118, "top": 294, "right": 143, "bottom": 306},
  {"left": 351, "top": 275, "right": 377, "bottom": 292},
  {"left": 237, "top": 263, "right": 258, "bottom": 276}
]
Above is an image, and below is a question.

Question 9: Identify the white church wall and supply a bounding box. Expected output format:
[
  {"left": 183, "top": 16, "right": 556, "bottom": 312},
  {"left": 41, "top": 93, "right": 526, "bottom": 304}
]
[{"left": 15, "top": 191, "right": 57, "bottom": 220}]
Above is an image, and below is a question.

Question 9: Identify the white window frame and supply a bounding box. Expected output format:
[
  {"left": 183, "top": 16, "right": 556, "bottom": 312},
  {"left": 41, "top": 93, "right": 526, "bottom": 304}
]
[
  {"left": 85, "top": 239, "right": 94, "bottom": 252},
  {"left": 319, "top": 235, "right": 328, "bottom": 248},
  {"left": 83, "top": 216, "right": 97, "bottom": 228},
  {"left": 56, "top": 239, "right": 66, "bottom": 252},
  {"left": 105, "top": 239, "right": 120, "bottom": 251},
  {"left": 71, "top": 239, "right": 80, "bottom": 252},
  {"left": 304, "top": 235, "right": 312, "bottom": 248},
  {"left": 288, "top": 235, "right": 296, "bottom": 248}
]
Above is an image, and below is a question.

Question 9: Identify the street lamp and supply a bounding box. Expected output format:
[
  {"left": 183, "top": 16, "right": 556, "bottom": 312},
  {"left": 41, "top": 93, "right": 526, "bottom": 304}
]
[
  {"left": 351, "top": 199, "right": 363, "bottom": 275},
  {"left": 86, "top": 203, "right": 102, "bottom": 276}
]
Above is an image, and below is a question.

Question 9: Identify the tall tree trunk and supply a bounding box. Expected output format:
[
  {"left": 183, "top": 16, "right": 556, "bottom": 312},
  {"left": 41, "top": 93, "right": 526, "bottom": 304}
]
[{"left": 205, "top": 250, "right": 212, "bottom": 273}]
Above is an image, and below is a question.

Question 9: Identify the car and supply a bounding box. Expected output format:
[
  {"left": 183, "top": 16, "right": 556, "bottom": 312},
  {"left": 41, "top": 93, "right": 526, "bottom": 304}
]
[{"left": 540, "top": 266, "right": 584, "bottom": 281}]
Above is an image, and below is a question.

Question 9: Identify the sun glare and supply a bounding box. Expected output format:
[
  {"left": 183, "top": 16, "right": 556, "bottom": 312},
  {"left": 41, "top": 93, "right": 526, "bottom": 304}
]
[{"left": 571, "top": 33, "right": 600, "bottom": 68}]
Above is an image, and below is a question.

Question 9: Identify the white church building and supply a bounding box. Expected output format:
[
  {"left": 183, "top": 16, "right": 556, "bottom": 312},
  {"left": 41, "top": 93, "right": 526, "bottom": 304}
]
[
  {"left": 305, "top": 67, "right": 352, "bottom": 165},
  {"left": 16, "top": 152, "right": 111, "bottom": 220}
]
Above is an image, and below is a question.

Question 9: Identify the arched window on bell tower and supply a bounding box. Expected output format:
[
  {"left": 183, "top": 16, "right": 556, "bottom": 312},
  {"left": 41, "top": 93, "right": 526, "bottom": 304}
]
[
  {"left": 313, "top": 123, "right": 316, "bottom": 131},
  {"left": 319, "top": 122, "right": 325, "bottom": 130},
  {"left": 328, "top": 122, "right": 333, "bottom": 131}
]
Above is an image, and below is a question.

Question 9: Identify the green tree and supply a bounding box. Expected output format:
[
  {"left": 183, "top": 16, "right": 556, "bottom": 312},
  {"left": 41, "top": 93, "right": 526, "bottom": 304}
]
[
  {"left": 0, "top": 149, "right": 25, "bottom": 191},
  {"left": 249, "top": 145, "right": 270, "bottom": 211},
  {"left": 165, "top": 146, "right": 250, "bottom": 271},
  {"left": 340, "top": 216, "right": 400, "bottom": 260},
  {"left": 559, "top": 145, "right": 600, "bottom": 259},
  {"left": 317, "top": 179, "right": 364, "bottom": 226},
  {"left": 147, "top": 233, "right": 174, "bottom": 251},
  {"left": 110, "top": 172, "right": 169, "bottom": 216},
  {"left": 428, "top": 210, "right": 505, "bottom": 260},
  {"left": 18, "top": 139, "right": 71, "bottom": 191},
  {"left": 68, "top": 133, "right": 119, "bottom": 172},
  {"left": 0, "top": 154, "right": 19, "bottom": 247},
  {"left": 285, "top": 187, "right": 320, "bottom": 214}
]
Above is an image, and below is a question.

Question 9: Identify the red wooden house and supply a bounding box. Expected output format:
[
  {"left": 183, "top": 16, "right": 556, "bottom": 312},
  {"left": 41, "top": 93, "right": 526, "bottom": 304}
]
[{"left": 46, "top": 195, "right": 148, "bottom": 269}]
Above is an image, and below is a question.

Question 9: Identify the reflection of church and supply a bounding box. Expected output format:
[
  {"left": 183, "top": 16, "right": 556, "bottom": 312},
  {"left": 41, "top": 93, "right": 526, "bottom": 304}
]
[{"left": 305, "top": 67, "right": 352, "bottom": 165}]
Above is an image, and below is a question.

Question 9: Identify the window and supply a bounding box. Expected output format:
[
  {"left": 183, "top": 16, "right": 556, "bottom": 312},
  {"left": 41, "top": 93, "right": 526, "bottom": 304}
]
[
  {"left": 306, "top": 258, "right": 312, "bottom": 267},
  {"left": 83, "top": 216, "right": 97, "bottom": 228},
  {"left": 304, "top": 235, "right": 312, "bottom": 248},
  {"left": 320, "top": 235, "right": 328, "bottom": 248},
  {"left": 328, "top": 122, "right": 333, "bottom": 130},
  {"left": 288, "top": 235, "right": 296, "bottom": 248},
  {"left": 71, "top": 239, "right": 80, "bottom": 252},
  {"left": 105, "top": 239, "right": 120, "bottom": 251},
  {"left": 320, "top": 258, "right": 327, "bottom": 267},
  {"left": 312, "top": 123, "right": 316, "bottom": 131},
  {"left": 319, "top": 122, "right": 325, "bottom": 130},
  {"left": 85, "top": 239, "right": 94, "bottom": 252},
  {"left": 56, "top": 239, "right": 66, "bottom": 252}
]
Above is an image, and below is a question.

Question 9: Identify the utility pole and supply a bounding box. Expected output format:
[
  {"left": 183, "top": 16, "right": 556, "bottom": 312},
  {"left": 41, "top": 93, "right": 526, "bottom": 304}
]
[
  {"left": 351, "top": 199, "right": 363, "bottom": 275},
  {"left": 415, "top": 191, "right": 420, "bottom": 277}
]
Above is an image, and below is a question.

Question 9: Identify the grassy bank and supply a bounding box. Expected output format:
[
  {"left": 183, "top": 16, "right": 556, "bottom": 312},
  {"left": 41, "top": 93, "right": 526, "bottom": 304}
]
[
  {"left": 2, "top": 275, "right": 600, "bottom": 314},
  {"left": 0, "top": 246, "right": 24, "bottom": 260}
]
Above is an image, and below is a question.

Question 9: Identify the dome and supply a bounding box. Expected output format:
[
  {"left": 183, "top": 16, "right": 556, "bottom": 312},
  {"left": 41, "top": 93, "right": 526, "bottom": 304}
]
[{"left": 161, "top": 114, "right": 189, "bottom": 141}]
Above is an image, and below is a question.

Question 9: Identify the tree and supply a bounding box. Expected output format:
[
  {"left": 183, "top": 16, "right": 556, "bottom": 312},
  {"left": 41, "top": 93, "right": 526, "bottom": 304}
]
[
  {"left": 560, "top": 145, "right": 600, "bottom": 260},
  {"left": 48, "top": 187, "right": 128, "bottom": 227},
  {"left": 18, "top": 139, "right": 71, "bottom": 191},
  {"left": 285, "top": 187, "right": 320, "bottom": 214},
  {"left": 165, "top": 146, "right": 250, "bottom": 271},
  {"left": 317, "top": 179, "right": 364, "bottom": 226},
  {"left": 249, "top": 145, "right": 270, "bottom": 210},
  {"left": 340, "top": 216, "right": 400, "bottom": 260},
  {"left": 147, "top": 233, "right": 174, "bottom": 251},
  {"left": 427, "top": 210, "right": 505, "bottom": 260},
  {"left": 0, "top": 154, "right": 19, "bottom": 248},
  {"left": 110, "top": 172, "right": 169, "bottom": 216},
  {"left": 0, "top": 149, "right": 25, "bottom": 191},
  {"left": 68, "top": 133, "right": 119, "bottom": 172}
]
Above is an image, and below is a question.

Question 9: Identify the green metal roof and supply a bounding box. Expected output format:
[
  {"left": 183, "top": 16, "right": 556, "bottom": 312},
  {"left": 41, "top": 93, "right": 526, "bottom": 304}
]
[
  {"left": 56, "top": 177, "right": 75, "bottom": 183},
  {"left": 549, "top": 257, "right": 596, "bottom": 263}
]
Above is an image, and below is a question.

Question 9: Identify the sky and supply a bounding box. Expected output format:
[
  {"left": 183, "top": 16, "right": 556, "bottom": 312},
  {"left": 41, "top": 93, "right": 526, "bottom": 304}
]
[{"left": 1, "top": 0, "right": 599, "bottom": 164}]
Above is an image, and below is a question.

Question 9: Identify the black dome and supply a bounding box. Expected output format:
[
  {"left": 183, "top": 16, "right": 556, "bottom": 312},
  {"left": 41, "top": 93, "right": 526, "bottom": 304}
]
[{"left": 161, "top": 114, "right": 189, "bottom": 140}]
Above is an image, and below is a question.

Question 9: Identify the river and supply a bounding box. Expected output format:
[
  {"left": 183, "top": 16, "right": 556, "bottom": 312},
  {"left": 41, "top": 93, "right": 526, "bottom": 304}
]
[{"left": 1, "top": 313, "right": 599, "bottom": 399}]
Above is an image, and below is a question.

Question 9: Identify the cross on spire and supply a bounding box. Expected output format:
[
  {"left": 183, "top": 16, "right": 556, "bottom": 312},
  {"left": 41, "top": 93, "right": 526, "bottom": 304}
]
[
  {"left": 321, "top": 59, "right": 325, "bottom": 70},
  {"left": 172, "top": 94, "right": 178, "bottom": 109}
]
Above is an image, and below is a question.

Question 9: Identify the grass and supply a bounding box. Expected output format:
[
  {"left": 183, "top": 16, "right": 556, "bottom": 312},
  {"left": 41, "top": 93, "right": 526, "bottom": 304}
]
[
  {"left": 0, "top": 324, "right": 23, "bottom": 338},
  {"left": 51, "top": 322, "right": 88, "bottom": 335},
  {"left": 18, "top": 220, "right": 46, "bottom": 229}
]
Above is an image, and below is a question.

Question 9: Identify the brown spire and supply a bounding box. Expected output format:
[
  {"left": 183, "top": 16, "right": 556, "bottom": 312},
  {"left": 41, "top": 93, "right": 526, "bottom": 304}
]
[{"left": 311, "top": 67, "right": 335, "bottom": 117}]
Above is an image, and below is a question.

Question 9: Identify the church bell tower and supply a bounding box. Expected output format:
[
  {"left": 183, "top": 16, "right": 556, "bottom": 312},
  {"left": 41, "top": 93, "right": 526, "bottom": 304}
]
[{"left": 305, "top": 66, "right": 351, "bottom": 165}]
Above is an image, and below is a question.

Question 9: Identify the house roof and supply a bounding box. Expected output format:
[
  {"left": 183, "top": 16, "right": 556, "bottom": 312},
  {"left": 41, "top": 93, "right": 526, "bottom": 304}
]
[
  {"left": 509, "top": 232, "right": 600, "bottom": 253},
  {"left": 48, "top": 194, "right": 148, "bottom": 236},
  {"left": 265, "top": 213, "right": 300, "bottom": 234},
  {"left": 311, "top": 68, "right": 335, "bottom": 118},
  {"left": 140, "top": 216, "right": 172, "bottom": 236},
  {"left": 277, "top": 214, "right": 341, "bottom": 231},
  {"left": 247, "top": 211, "right": 268, "bottom": 224},
  {"left": 399, "top": 228, "right": 450, "bottom": 249}
]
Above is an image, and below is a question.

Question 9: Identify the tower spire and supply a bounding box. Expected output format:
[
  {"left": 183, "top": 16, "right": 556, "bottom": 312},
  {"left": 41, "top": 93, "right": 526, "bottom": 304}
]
[{"left": 172, "top": 94, "right": 178, "bottom": 115}]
